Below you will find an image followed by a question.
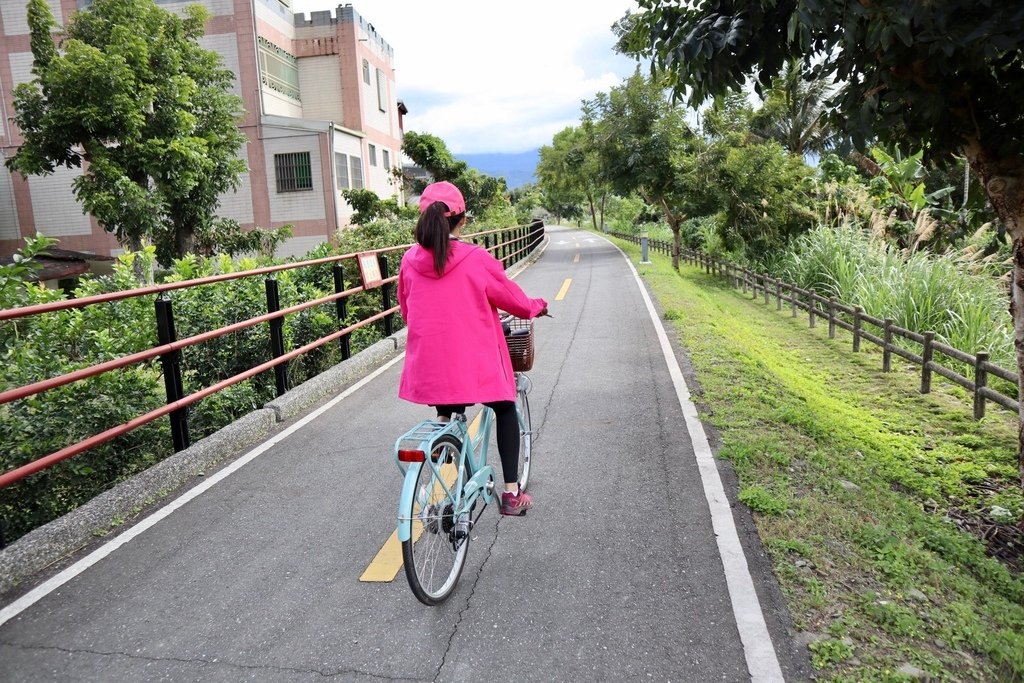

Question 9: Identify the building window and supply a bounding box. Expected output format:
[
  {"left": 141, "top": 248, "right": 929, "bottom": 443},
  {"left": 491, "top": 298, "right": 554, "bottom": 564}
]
[
  {"left": 258, "top": 36, "right": 301, "bottom": 101},
  {"left": 362, "top": 59, "right": 370, "bottom": 85},
  {"left": 349, "top": 156, "right": 364, "bottom": 190},
  {"left": 368, "top": 144, "right": 377, "bottom": 167},
  {"left": 382, "top": 149, "right": 390, "bottom": 170},
  {"left": 376, "top": 68, "right": 387, "bottom": 112},
  {"left": 335, "top": 153, "right": 350, "bottom": 190},
  {"left": 275, "top": 152, "right": 313, "bottom": 192}
]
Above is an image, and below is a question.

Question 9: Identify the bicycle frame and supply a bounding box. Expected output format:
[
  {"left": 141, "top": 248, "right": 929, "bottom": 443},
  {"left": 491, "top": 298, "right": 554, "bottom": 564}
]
[{"left": 393, "top": 407, "right": 500, "bottom": 543}]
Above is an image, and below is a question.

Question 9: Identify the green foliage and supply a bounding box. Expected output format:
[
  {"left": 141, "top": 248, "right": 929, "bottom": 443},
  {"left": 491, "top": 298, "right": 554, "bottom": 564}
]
[
  {"left": 738, "top": 484, "right": 788, "bottom": 516},
  {"left": 536, "top": 125, "right": 606, "bottom": 230},
  {"left": 621, "top": 1, "right": 1024, "bottom": 164},
  {"left": 342, "top": 189, "right": 416, "bottom": 225},
  {"left": 712, "top": 139, "right": 817, "bottom": 257},
  {"left": 401, "top": 131, "right": 508, "bottom": 217},
  {"left": 1, "top": 250, "right": 168, "bottom": 541},
  {"left": 614, "top": 235, "right": 1024, "bottom": 679},
  {"left": 777, "top": 226, "right": 1014, "bottom": 367},
  {"left": 748, "top": 59, "right": 839, "bottom": 156},
  {"left": 6, "top": 0, "right": 248, "bottom": 263}
]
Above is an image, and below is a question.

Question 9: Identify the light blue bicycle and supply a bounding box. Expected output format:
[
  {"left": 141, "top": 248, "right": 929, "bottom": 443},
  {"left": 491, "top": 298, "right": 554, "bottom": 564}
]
[{"left": 393, "top": 318, "right": 534, "bottom": 605}]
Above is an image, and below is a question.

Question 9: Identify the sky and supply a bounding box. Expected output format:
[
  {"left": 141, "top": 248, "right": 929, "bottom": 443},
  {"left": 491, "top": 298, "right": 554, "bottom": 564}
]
[{"left": 289, "top": 0, "right": 641, "bottom": 155}]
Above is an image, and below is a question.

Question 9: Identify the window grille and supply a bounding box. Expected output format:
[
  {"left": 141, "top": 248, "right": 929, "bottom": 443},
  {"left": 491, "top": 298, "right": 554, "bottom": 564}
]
[
  {"left": 363, "top": 60, "right": 370, "bottom": 85},
  {"left": 368, "top": 144, "right": 377, "bottom": 167},
  {"left": 382, "top": 150, "right": 390, "bottom": 170},
  {"left": 258, "top": 37, "right": 301, "bottom": 101},
  {"left": 275, "top": 152, "right": 313, "bottom": 192}
]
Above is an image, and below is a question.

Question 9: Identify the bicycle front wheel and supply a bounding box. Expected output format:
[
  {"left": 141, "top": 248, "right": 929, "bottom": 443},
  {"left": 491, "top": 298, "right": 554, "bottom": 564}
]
[
  {"left": 401, "top": 435, "right": 470, "bottom": 605},
  {"left": 516, "top": 381, "right": 534, "bottom": 491}
]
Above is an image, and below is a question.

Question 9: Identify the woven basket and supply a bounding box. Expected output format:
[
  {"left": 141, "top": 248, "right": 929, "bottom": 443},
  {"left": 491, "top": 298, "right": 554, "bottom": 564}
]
[{"left": 504, "top": 317, "right": 535, "bottom": 372}]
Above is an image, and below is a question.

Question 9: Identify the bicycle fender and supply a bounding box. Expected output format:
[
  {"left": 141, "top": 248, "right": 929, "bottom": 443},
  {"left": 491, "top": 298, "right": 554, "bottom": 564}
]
[{"left": 397, "top": 462, "right": 423, "bottom": 543}]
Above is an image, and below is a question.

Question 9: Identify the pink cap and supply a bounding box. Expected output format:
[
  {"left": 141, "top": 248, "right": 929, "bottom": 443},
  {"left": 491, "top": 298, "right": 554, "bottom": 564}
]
[{"left": 419, "top": 181, "right": 466, "bottom": 217}]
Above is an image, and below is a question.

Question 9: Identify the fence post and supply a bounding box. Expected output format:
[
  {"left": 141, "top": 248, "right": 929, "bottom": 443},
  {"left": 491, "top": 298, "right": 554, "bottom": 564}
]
[
  {"left": 920, "top": 331, "right": 934, "bottom": 394},
  {"left": 763, "top": 276, "right": 770, "bottom": 306},
  {"left": 776, "top": 279, "right": 783, "bottom": 311},
  {"left": 828, "top": 297, "right": 836, "bottom": 339},
  {"left": 155, "top": 295, "right": 190, "bottom": 452},
  {"left": 752, "top": 272, "right": 759, "bottom": 300},
  {"left": 265, "top": 278, "right": 288, "bottom": 397},
  {"left": 809, "top": 293, "right": 816, "bottom": 328},
  {"left": 378, "top": 253, "right": 395, "bottom": 336},
  {"left": 974, "top": 351, "right": 989, "bottom": 419},
  {"left": 790, "top": 283, "right": 797, "bottom": 317},
  {"left": 741, "top": 268, "right": 748, "bottom": 294},
  {"left": 853, "top": 306, "right": 862, "bottom": 351},
  {"left": 882, "top": 318, "right": 893, "bottom": 372},
  {"left": 333, "top": 264, "right": 351, "bottom": 361}
]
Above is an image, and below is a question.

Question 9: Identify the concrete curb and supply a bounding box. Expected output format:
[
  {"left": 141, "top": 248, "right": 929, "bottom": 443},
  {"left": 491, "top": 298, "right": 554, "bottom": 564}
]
[{"left": 0, "top": 408, "right": 277, "bottom": 595}]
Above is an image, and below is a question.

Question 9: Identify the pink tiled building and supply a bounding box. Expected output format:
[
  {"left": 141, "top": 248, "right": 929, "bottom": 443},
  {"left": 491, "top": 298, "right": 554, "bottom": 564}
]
[{"left": 0, "top": 0, "right": 405, "bottom": 260}]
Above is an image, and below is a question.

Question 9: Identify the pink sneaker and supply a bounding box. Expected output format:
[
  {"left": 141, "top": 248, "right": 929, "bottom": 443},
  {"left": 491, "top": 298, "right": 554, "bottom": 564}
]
[{"left": 500, "top": 488, "right": 533, "bottom": 516}]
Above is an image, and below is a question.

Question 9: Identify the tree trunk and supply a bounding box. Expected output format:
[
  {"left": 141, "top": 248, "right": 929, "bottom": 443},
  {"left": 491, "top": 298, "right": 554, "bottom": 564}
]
[
  {"left": 963, "top": 139, "right": 1024, "bottom": 490},
  {"left": 655, "top": 196, "right": 682, "bottom": 271},
  {"left": 1012, "top": 240, "right": 1024, "bottom": 490},
  {"left": 587, "top": 191, "right": 598, "bottom": 232},
  {"left": 174, "top": 227, "right": 194, "bottom": 261}
]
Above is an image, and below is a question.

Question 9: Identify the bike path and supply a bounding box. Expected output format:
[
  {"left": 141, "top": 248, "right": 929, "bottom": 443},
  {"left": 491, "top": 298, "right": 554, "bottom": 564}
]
[{"left": 0, "top": 227, "right": 807, "bottom": 681}]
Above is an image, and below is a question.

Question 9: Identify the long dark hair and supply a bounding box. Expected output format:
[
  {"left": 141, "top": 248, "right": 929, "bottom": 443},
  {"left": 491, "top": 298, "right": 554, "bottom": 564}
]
[{"left": 415, "top": 201, "right": 465, "bottom": 276}]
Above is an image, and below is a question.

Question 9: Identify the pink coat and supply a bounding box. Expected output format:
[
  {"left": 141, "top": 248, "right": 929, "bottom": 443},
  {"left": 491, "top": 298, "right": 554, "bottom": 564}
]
[{"left": 398, "top": 241, "right": 547, "bottom": 405}]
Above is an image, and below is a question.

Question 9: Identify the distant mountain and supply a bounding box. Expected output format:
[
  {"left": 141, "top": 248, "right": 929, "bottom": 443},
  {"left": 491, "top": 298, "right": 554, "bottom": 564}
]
[{"left": 456, "top": 150, "right": 539, "bottom": 190}]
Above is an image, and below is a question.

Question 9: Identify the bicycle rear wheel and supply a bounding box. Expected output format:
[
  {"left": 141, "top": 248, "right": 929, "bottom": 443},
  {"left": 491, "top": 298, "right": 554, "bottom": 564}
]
[
  {"left": 516, "top": 380, "right": 534, "bottom": 490},
  {"left": 401, "top": 435, "right": 470, "bottom": 605}
]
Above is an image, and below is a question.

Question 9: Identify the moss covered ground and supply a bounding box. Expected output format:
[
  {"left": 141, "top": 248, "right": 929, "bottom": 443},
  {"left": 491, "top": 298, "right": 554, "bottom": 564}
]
[{"left": 608, "top": 236, "right": 1024, "bottom": 682}]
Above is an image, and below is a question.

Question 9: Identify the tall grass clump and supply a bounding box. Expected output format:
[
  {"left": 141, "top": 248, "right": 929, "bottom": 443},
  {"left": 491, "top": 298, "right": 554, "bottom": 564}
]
[{"left": 775, "top": 226, "right": 1013, "bottom": 367}]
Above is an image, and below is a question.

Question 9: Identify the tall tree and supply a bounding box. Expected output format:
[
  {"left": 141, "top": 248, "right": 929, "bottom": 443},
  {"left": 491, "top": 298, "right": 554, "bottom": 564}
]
[
  {"left": 749, "top": 59, "right": 837, "bottom": 156},
  {"left": 584, "top": 72, "right": 714, "bottom": 270},
  {"left": 6, "top": 0, "right": 248, "bottom": 266},
  {"left": 621, "top": 0, "right": 1024, "bottom": 486},
  {"left": 400, "top": 131, "right": 507, "bottom": 218},
  {"left": 536, "top": 126, "right": 598, "bottom": 229}
]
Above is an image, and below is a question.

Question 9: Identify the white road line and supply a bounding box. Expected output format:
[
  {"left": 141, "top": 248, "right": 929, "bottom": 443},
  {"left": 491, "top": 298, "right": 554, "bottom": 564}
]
[
  {"left": 600, "top": 235, "right": 785, "bottom": 683},
  {"left": 0, "top": 355, "right": 406, "bottom": 629}
]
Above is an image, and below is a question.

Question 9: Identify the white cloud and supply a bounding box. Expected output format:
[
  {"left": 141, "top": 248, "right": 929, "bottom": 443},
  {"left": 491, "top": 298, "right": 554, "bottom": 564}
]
[{"left": 290, "top": 0, "right": 640, "bottom": 153}]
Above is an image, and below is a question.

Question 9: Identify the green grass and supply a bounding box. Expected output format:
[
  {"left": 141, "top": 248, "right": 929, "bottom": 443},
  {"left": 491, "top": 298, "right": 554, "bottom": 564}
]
[{"left": 607, "top": 236, "right": 1024, "bottom": 682}]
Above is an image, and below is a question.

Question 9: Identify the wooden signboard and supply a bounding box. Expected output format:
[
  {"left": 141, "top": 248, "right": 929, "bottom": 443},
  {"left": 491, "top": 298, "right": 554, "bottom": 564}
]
[{"left": 357, "top": 252, "right": 384, "bottom": 289}]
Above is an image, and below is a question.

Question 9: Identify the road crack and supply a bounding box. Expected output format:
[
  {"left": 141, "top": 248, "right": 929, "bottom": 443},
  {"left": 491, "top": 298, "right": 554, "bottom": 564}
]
[{"left": 0, "top": 641, "right": 427, "bottom": 681}]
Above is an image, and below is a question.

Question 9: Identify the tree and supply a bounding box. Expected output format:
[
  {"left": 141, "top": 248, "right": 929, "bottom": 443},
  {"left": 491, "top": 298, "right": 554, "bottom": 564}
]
[
  {"left": 622, "top": 0, "right": 1024, "bottom": 485},
  {"left": 584, "top": 72, "right": 715, "bottom": 270},
  {"left": 536, "top": 125, "right": 607, "bottom": 232},
  {"left": 749, "top": 59, "right": 838, "bottom": 157},
  {"left": 6, "top": 0, "right": 249, "bottom": 267},
  {"left": 400, "top": 131, "right": 508, "bottom": 218}
]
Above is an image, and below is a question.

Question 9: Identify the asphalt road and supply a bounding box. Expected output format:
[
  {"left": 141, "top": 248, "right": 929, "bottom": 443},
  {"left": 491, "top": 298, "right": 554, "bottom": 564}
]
[{"left": 0, "top": 227, "right": 809, "bottom": 682}]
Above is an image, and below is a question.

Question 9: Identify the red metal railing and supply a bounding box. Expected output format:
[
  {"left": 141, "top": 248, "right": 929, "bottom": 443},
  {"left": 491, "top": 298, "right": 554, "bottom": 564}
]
[{"left": 0, "top": 221, "right": 545, "bottom": 489}]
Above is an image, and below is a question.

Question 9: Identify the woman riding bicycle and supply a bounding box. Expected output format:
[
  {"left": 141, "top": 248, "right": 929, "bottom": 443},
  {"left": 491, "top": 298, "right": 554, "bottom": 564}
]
[{"left": 397, "top": 181, "right": 547, "bottom": 516}]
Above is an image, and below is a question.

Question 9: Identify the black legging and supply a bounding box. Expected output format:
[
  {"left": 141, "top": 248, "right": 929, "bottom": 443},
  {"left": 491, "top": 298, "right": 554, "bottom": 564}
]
[{"left": 434, "top": 401, "right": 519, "bottom": 484}]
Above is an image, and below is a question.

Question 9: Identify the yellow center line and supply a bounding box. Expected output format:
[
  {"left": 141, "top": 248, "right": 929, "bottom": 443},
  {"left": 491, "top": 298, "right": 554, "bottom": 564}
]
[
  {"left": 360, "top": 412, "right": 482, "bottom": 583},
  {"left": 555, "top": 278, "right": 572, "bottom": 301},
  {"left": 573, "top": 253, "right": 580, "bottom": 264}
]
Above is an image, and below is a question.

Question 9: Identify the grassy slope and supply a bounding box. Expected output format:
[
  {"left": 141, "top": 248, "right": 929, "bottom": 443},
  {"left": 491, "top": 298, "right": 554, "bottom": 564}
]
[{"left": 609, "top": 237, "right": 1024, "bottom": 682}]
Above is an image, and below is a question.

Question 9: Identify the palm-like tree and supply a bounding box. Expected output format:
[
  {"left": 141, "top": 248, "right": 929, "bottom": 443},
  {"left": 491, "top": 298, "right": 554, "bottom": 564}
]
[{"left": 750, "top": 59, "right": 839, "bottom": 156}]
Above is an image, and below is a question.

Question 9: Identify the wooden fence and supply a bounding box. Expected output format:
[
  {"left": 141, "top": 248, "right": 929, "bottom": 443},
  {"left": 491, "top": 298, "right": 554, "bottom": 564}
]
[{"left": 610, "top": 232, "right": 1020, "bottom": 420}]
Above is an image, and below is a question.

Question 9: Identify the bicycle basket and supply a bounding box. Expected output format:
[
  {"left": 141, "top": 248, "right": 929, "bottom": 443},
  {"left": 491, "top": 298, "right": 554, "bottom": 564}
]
[{"left": 504, "top": 317, "right": 535, "bottom": 372}]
